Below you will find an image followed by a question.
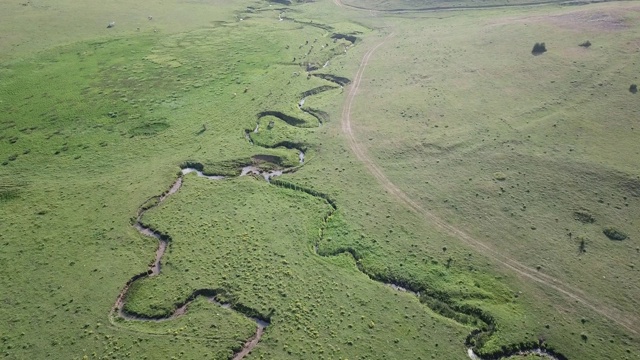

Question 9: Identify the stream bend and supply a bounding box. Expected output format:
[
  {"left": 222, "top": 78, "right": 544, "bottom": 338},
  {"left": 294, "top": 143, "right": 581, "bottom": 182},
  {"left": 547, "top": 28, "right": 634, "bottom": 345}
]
[
  {"left": 270, "top": 177, "right": 567, "bottom": 360},
  {"left": 113, "top": 162, "right": 567, "bottom": 360},
  {"left": 110, "top": 17, "right": 351, "bottom": 356},
  {"left": 111, "top": 165, "right": 290, "bottom": 359},
  {"left": 110, "top": 13, "right": 566, "bottom": 358}
]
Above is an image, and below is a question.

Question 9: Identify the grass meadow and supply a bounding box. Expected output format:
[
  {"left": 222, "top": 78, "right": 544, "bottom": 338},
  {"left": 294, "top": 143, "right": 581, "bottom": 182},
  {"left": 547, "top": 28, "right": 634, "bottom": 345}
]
[
  {"left": 343, "top": 1, "right": 640, "bottom": 358},
  {"left": 1, "top": 0, "right": 638, "bottom": 359}
]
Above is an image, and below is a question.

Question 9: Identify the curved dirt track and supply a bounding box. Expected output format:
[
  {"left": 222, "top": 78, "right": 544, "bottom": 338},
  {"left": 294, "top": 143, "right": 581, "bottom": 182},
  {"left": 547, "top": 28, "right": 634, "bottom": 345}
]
[{"left": 340, "top": 33, "right": 639, "bottom": 336}]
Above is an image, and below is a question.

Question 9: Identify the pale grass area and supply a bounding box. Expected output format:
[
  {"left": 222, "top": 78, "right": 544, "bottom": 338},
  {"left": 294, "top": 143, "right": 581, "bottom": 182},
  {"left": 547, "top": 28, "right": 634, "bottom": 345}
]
[
  {"left": 0, "top": 0, "right": 239, "bottom": 61},
  {"left": 343, "top": 2, "right": 640, "bottom": 357},
  {"left": 486, "top": 1, "right": 640, "bottom": 32}
]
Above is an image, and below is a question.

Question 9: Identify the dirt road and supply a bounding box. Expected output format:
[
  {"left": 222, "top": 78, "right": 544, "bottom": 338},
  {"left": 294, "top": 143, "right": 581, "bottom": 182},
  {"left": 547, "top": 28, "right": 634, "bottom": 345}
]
[{"left": 340, "top": 32, "right": 639, "bottom": 336}]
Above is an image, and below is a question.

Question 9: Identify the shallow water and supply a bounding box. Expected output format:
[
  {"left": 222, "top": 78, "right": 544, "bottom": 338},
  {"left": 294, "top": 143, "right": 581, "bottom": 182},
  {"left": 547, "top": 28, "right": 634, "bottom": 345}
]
[
  {"left": 467, "top": 347, "right": 561, "bottom": 360},
  {"left": 181, "top": 168, "right": 225, "bottom": 180},
  {"left": 241, "top": 165, "right": 283, "bottom": 181}
]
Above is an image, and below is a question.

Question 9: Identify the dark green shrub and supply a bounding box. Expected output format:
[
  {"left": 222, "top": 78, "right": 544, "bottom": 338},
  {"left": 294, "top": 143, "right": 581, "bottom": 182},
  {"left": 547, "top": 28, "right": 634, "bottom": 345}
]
[
  {"left": 0, "top": 189, "right": 19, "bottom": 202},
  {"left": 180, "top": 161, "right": 204, "bottom": 171},
  {"left": 603, "top": 227, "right": 627, "bottom": 241},
  {"left": 128, "top": 122, "right": 169, "bottom": 136},
  {"left": 573, "top": 211, "right": 595, "bottom": 223},
  {"left": 532, "top": 42, "right": 547, "bottom": 55},
  {"left": 630, "top": 84, "right": 637, "bottom": 94}
]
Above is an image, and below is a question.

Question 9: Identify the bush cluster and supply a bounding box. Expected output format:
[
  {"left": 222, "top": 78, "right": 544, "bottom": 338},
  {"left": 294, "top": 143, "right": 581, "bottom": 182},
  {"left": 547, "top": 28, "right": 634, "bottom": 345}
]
[
  {"left": 603, "top": 227, "right": 627, "bottom": 241},
  {"left": 532, "top": 42, "right": 547, "bottom": 55}
]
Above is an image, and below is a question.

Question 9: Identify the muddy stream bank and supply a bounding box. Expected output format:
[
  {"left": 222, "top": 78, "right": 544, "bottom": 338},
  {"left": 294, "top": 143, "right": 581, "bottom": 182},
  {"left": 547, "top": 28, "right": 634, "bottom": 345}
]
[{"left": 112, "top": 165, "right": 289, "bottom": 359}]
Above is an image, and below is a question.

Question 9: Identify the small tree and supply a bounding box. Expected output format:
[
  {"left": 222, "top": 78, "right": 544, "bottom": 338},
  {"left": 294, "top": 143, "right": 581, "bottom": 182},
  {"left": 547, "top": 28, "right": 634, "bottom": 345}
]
[
  {"left": 577, "top": 236, "right": 587, "bottom": 254},
  {"left": 532, "top": 42, "right": 547, "bottom": 55},
  {"left": 445, "top": 257, "right": 453, "bottom": 268},
  {"left": 630, "top": 84, "right": 637, "bottom": 94}
]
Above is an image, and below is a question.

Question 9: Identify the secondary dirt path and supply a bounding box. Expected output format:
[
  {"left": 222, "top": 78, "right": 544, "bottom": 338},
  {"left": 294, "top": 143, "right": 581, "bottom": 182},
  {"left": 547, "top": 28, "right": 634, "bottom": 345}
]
[{"left": 340, "top": 32, "right": 639, "bottom": 336}]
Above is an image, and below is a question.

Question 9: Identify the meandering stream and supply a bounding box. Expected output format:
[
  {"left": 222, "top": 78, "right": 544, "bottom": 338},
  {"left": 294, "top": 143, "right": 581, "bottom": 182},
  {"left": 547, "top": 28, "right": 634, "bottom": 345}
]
[
  {"left": 111, "top": 165, "right": 291, "bottom": 358},
  {"left": 116, "top": 159, "right": 565, "bottom": 360},
  {"left": 467, "top": 348, "right": 562, "bottom": 360},
  {"left": 110, "top": 17, "right": 566, "bottom": 359}
]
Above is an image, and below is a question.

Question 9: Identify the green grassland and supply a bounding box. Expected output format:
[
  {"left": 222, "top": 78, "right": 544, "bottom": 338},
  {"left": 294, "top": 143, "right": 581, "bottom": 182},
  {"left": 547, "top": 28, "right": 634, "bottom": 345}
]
[
  {"left": 0, "top": 0, "right": 240, "bottom": 63},
  {"left": 1, "top": 0, "right": 639, "bottom": 359},
  {"left": 122, "top": 175, "right": 469, "bottom": 359},
  {"left": 344, "top": 0, "right": 640, "bottom": 357}
]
